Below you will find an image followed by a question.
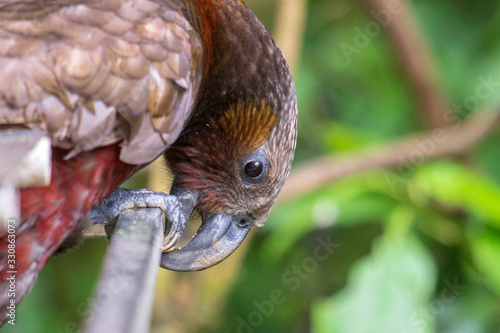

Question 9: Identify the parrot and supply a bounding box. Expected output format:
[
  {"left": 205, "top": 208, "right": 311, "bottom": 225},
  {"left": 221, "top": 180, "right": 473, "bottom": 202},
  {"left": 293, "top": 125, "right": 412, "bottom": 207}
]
[{"left": 0, "top": 0, "right": 297, "bottom": 322}]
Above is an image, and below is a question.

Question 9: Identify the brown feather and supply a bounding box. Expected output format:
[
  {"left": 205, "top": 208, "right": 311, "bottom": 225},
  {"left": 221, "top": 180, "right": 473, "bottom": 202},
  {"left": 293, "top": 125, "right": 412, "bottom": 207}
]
[{"left": 0, "top": 0, "right": 203, "bottom": 164}]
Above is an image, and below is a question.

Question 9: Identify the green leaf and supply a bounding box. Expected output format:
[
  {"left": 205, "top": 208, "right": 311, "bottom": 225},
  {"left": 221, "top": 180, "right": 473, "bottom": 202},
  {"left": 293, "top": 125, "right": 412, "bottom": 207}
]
[
  {"left": 437, "top": 285, "right": 498, "bottom": 333},
  {"left": 414, "top": 161, "right": 500, "bottom": 228},
  {"left": 312, "top": 228, "right": 437, "bottom": 333},
  {"left": 320, "top": 121, "right": 379, "bottom": 152},
  {"left": 469, "top": 226, "right": 500, "bottom": 296}
]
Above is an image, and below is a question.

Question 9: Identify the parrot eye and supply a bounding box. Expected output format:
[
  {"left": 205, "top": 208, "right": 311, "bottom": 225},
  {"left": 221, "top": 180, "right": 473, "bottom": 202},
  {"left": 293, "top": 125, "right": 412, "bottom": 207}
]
[{"left": 241, "top": 154, "right": 269, "bottom": 183}]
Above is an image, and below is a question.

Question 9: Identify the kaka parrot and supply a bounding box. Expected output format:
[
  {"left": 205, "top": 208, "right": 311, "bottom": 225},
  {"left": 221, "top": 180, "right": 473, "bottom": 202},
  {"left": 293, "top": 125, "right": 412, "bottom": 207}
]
[{"left": 0, "top": 0, "right": 297, "bottom": 322}]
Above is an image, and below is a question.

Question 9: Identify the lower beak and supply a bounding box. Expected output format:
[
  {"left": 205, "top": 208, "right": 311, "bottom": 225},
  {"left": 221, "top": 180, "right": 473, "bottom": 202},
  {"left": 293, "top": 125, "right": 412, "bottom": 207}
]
[{"left": 160, "top": 185, "right": 254, "bottom": 271}]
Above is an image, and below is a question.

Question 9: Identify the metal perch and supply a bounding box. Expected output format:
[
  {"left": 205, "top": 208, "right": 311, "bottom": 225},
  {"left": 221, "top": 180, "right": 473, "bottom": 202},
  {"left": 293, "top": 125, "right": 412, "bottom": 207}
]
[{"left": 82, "top": 208, "right": 164, "bottom": 333}]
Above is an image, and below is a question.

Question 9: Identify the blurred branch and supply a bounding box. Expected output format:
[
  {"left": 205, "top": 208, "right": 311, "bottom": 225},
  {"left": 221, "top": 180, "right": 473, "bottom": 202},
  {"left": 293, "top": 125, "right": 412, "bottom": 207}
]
[
  {"left": 274, "top": 0, "right": 307, "bottom": 72},
  {"left": 278, "top": 110, "right": 500, "bottom": 203},
  {"left": 367, "top": 0, "right": 450, "bottom": 128}
]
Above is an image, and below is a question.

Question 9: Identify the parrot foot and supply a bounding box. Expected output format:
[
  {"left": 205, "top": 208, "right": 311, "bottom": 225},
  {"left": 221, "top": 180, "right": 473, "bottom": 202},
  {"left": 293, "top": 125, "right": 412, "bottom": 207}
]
[{"left": 90, "top": 187, "right": 186, "bottom": 251}]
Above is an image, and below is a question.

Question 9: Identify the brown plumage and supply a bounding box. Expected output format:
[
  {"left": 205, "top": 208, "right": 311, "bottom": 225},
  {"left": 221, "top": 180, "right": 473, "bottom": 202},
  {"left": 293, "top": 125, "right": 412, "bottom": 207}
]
[
  {"left": 0, "top": 0, "right": 202, "bottom": 163},
  {"left": 0, "top": 0, "right": 297, "bottom": 323}
]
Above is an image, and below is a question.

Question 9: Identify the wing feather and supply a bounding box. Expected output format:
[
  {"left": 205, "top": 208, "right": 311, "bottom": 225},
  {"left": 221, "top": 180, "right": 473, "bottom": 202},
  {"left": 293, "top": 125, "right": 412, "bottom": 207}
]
[{"left": 0, "top": 0, "right": 202, "bottom": 164}]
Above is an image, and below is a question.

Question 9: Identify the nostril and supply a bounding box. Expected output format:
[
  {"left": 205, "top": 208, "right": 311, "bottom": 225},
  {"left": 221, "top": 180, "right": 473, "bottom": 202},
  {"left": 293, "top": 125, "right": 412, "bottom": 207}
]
[{"left": 237, "top": 215, "right": 252, "bottom": 228}]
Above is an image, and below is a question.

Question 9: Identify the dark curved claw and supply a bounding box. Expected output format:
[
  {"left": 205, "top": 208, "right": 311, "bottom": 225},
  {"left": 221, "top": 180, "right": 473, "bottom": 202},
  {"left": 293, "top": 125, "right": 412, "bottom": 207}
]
[
  {"left": 160, "top": 212, "right": 253, "bottom": 271},
  {"left": 162, "top": 186, "right": 199, "bottom": 250}
]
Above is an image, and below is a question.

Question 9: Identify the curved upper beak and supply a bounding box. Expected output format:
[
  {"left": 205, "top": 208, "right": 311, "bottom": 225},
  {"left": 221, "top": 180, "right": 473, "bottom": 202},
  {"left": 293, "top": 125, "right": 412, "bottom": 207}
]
[{"left": 160, "top": 184, "right": 254, "bottom": 271}]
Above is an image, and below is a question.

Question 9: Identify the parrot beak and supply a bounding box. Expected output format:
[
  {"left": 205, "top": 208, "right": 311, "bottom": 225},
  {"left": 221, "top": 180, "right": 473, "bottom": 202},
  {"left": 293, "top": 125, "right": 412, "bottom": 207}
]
[
  {"left": 160, "top": 212, "right": 253, "bottom": 271},
  {"left": 160, "top": 184, "right": 254, "bottom": 271}
]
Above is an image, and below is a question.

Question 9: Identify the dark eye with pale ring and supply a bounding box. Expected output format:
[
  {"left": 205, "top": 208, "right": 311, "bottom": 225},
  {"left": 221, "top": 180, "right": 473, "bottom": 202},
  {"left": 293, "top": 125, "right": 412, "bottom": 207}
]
[
  {"left": 241, "top": 154, "right": 269, "bottom": 183},
  {"left": 244, "top": 160, "right": 263, "bottom": 178}
]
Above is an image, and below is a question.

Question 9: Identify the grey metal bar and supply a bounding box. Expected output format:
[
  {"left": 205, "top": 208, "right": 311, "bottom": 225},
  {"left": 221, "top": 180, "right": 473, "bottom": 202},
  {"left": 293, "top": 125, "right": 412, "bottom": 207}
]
[
  {"left": 82, "top": 208, "right": 164, "bottom": 333},
  {"left": 81, "top": 223, "right": 107, "bottom": 238},
  {"left": 0, "top": 129, "right": 51, "bottom": 233},
  {"left": 0, "top": 129, "right": 51, "bottom": 186}
]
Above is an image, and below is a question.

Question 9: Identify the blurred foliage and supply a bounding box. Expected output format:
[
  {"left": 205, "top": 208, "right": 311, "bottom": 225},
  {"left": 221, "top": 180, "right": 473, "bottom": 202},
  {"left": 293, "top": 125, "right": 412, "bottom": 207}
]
[{"left": 4, "top": 0, "right": 500, "bottom": 332}]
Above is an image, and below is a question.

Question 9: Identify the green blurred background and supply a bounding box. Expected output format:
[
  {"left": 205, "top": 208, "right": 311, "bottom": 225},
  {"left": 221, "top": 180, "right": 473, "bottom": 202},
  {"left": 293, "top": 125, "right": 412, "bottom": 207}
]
[{"left": 4, "top": 0, "right": 500, "bottom": 332}]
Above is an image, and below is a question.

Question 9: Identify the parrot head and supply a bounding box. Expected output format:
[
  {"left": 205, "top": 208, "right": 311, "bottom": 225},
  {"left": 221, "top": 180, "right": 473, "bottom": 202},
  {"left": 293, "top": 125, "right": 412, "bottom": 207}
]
[{"left": 160, "top": 0, "right": 297, "bottom": 271}]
